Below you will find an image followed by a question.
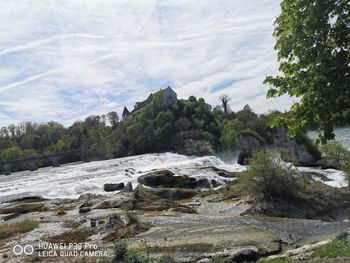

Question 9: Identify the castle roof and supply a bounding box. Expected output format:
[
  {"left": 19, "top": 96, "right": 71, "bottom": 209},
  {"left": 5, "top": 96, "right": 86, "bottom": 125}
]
[
  {"left": 122, "top": 106, "right": 130, "bottom": 115},
  {"left": 123, "top": 86, "right": 176, "bottom": 118}
]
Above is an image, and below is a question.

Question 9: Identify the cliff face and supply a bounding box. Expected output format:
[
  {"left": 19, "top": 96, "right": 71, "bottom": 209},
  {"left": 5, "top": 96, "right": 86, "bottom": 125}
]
[
  {"left": 236, "top": 129, "right": 321, "bottom": 166},
  {"left": 175, "top": 139, "right": 216, "bottom": 156},
  {"left": 272, "top": 128, "right": 320, "bottom": 165},
  {"left": 236, "top": 134, "right": 264, "bottom": 165}
]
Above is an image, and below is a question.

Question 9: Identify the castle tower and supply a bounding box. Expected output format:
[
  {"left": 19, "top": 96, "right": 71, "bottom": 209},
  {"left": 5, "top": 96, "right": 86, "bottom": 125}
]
[{"left": 122, "top": 106, "right": 130, "bottom": 120}]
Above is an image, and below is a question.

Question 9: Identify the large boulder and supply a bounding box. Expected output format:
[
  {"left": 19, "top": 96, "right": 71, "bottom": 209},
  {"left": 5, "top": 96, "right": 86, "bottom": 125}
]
[
  {"left": 138, "top": 170, "right": 211, "bottom": 189},
  {"left": 236, "top": 133, "right": 264, "bottom": 165},
  {"left": 272, "top": 129, "right": 321, "bottom": 166},
  {"left": 104, "top": 183, "right": 125, "bottom": 192},
  {"left": 107, "top": 214, "right": 124, "bottom": 229},
  {"left": 236, "top": 129, "right": 321, "bottom": 166}
]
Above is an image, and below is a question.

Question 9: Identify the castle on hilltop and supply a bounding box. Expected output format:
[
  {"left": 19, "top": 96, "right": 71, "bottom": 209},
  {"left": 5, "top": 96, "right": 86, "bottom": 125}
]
[{"left": 122, "top": 86, "right": 177, "bottom": 120}]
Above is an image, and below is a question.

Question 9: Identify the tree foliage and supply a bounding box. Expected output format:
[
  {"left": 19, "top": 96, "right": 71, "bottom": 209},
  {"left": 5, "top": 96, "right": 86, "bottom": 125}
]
[
  {"left": 0, "top": 93, "right": 315, "bottom": 174},
  {"left": 264, "top": 0, "right": 350, "bottom": 143}
]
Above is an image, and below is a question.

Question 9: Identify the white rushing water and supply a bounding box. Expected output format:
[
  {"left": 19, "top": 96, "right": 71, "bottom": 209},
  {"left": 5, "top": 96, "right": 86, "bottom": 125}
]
[
  {"left": 296, "top": 167, "right": 348, "bottom": 188},
  {"left": 0, "top": 153, "right": 246, "bottom": 202},
  {"left": 308, "top": 126, "right": 350, "bottom": 150},
  {"left": 1, "top": 127, "right": 349, "bottom": 203}
]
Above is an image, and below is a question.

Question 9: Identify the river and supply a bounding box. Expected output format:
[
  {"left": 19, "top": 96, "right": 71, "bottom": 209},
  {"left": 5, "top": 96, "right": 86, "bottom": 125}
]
[
  {"left": 0, "top": 153, "right": 245, "bottom": 203},
  {"left": 308, "top": 126, "right": 350, "bottom": 150},
  {"left": 0, "top": 127, "right": 349, "bottom": 203}
]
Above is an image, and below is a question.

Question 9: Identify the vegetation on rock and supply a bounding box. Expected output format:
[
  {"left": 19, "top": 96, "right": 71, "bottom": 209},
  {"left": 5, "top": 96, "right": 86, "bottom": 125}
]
[
  {"left": 311, "top": 232, "right": 350, "bottom": 259},
  {"left": 0, "top": 220, "right": 39, "bottom": 240}
]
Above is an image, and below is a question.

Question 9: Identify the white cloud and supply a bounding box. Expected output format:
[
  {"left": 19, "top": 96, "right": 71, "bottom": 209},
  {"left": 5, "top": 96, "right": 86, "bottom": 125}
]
[{"left": 0, "top": 0, "right": 290, "bottom": 127}]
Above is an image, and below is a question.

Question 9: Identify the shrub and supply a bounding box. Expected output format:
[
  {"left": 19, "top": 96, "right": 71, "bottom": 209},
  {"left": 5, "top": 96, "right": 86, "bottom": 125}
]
[
  {"left": 111, "top": 243, "right": 156, "bottom": 263},
  {"left": 239, "top": 150, "right": 300, "bottom": 201},
  {"left": 113, "top": 240, "right": 128, "bottom": 261},
  {"left": 127, "top": 211, "right": 139, "bottom": 225}
]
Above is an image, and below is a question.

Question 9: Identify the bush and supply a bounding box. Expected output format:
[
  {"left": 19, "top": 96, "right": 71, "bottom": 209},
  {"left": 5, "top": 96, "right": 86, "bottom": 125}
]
[
  {"left": 111, "top": 242, "right": 156, "bottom": 263},
  {"left": 239, "top": 151, "right": 300, "bottom": 201},
  {"left": 113, "top": 240, "right": 128, "bottom": 261},
  {"left": 126, "top": 211, "right": 139, "bottom": 225}
]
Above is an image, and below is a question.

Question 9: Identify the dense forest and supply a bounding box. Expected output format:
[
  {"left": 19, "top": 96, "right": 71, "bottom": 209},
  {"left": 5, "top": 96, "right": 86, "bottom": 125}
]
[{"left": 0, "top": 94, "right": 290, "bottom": 172}]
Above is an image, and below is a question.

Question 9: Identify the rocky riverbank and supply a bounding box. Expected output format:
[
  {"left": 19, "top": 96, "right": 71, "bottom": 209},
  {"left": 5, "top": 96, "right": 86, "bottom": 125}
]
[
  {"left": 0, "top": 153, "right": 349, "bottom": 262},
  {"left": 1, "top": 190, "right": 349, "bottom": 263}
]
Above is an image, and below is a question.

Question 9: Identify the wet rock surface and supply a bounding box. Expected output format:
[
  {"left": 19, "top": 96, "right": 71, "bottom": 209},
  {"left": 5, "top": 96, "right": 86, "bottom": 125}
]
[
  {"left": 0, "top": 190, "right": 348, "bottom": 263},
  {"left": 138, "top": 170, "right": 212, "bottom": 189},
  {"left": 103, "top": 182, "right": 125, "bottom": 192}
]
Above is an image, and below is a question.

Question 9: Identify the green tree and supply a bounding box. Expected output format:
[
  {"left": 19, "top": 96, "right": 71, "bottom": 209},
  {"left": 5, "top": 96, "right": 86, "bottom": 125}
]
[
  {"left": 107, "top": 111, "right": 119, "bottom": 127},
  {"left": 264, "top": 0, "right": 350, "bottom": 143},
  {"left": 220, "top": 120, "right": 238, "bottom": 150},
  {"left": 219, "top": 95, "right": 231, "bottom": 115}
]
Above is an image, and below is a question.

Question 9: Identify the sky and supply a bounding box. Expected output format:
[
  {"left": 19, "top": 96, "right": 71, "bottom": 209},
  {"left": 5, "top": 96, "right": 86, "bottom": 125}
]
[{"left": 0, "top": 0, "right": 295, "bottom": 127}]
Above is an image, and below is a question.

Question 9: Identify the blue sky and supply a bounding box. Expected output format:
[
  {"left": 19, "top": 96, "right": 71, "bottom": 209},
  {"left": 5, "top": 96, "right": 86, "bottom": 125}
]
[{"left": 0, "top": 0, "right": 294, "bottom": 127}]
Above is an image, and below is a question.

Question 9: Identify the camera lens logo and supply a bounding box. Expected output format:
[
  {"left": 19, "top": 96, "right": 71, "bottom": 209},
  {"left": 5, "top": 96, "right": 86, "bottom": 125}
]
[{"left": 13, "top": 245, "right": 34, "bottom": 255}]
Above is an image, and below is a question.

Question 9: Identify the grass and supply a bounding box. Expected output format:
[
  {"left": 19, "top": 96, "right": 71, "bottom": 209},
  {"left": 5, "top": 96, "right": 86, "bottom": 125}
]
[
  {"left": 132, "top": 186, "right": 159, "bottom": 203},
  {"left": 0, "top": 220, "right": 39, "bottom": 240},
  {"left": 311, "top": 233, "right": 350, "bottom": 259}
]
